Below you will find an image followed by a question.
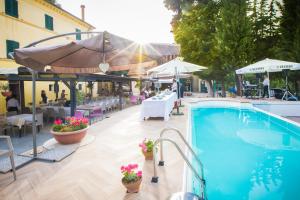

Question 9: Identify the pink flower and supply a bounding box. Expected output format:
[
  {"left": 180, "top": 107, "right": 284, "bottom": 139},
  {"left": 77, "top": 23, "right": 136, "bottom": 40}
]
[
  {"left": 54, "top": 119, "right": 62, "bottom": 125},
  {"left": 137, "top": 170, "right": 142, "bottom": 177},
  {"left": 139, "top": 143, "right": 147, "bottom": 152}
]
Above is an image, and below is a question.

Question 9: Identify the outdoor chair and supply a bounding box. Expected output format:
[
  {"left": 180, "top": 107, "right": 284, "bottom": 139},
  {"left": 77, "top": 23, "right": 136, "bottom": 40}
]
[
  {"left": 74, "top": 110, "right": 84, "bottom": 118},
  {"left": 0, "top": 136, "right": 16, "bottom": 180},
  {"left": 89, "top": 108, "right": 103, "bottom": 124},
  {"left": 23, "top": 107, "right": 32, "bottom": 114},
  {"left": 25, "top": 113, "right": 43, "bottom": 133},
  {"left": 0, "top": 114, "right": 11, "bottom": 136},
  {"left": 6, "top": 111, "right": 17, "bottom": 117},
  {"left": 58, "top": 108, "right": 67, "bottom": 121},
  {"left": 130, "top": 95, "right": 138, "bottom": 105},
  {"left": 46, "top": 108, "right": 56, "bottom": 123},
  {"left": 11, "top": 118, "right": 26, "bottom": 137},
  {"left": 139, "top": 95, "right": 146, "bottom": 103}
]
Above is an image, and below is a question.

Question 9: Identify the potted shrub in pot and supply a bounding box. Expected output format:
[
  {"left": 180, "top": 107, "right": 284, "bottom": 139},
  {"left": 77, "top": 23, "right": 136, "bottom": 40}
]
[
  {"left": 139, "top": 138, "right": 154, "bottom": 160},
  {"left": 0, "top": 82, "right": 11, "bottom": 97},
  {"left": 121, "top": 164, "right": 142, "bottom": 193},
  {"left": 51, "top": 117, "right": 89, "bottom": 144}
]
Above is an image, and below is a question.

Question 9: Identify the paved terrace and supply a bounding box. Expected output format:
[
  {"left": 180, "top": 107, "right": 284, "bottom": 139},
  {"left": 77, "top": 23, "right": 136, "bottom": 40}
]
[{"left": 0, "top": 102, "right": 189, "bottom": 200}]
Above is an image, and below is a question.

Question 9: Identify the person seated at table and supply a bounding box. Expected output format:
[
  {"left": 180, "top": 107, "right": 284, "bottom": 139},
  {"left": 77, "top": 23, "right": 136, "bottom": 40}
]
[
  {"left": 7, "top": 94, "right": 20, "bottom": 113},
  {"left": 262, "top": 75, "right": 269, "bottom": 98},
  {"left": 41, "top": 90, "right": 48, "bottom": 104},
  {"left": 60, "top": 90, "right": 67, "bottom": 100}
]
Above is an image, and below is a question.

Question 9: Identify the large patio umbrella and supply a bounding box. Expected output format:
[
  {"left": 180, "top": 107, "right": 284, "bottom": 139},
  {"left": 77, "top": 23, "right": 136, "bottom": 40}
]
[
  {"left": 14, "top": 31, "right": 165, "bottom": 74},
  {"left": 147, "top": 57, "right": 207, "bottom": 114},
  {"left": 148, "top": 57, "right": 207, "bottom": 75},
  {"left": 236, "top": 58, "right": 300, "bottom": 74},
  {"left": 236, "top": 58, "right": 300, "bottom": 99},
  {"left": 12, "top": 31, "right": 179, "bottom": 159}
]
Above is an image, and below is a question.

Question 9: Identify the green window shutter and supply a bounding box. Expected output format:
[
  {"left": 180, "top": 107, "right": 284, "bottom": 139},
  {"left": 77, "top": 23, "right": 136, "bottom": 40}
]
[
  {"left": 6, "top": 40, "right": 19, "bottom": 59},
  {"left": 5, "top": 0, "right": 18, "bottom": 18},
  {"left": 45, "top": 14, "right": 54, "bottom": 30},
  {"left": 75, "top": 28, "right": 81, "bottom": 40}
]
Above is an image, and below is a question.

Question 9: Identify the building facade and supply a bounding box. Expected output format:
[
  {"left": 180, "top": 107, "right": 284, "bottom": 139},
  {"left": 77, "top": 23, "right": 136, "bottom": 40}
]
[{"left": 0, "top": 0, "right": 94, "bottom": 113}]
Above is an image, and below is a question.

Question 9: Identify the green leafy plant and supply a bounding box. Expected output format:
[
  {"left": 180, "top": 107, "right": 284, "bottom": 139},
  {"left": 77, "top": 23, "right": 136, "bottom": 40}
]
[
  {"left": 121, "top": 164, "right": 142, "bottom": 184},
  {"left": 139, "top": 138, "right": 154, "bottom": 152},
  {"left": 0, "top": 82, "right": 9, "bottom": 91},
  {"left": 52, "top": 117, "right": 89, "bottom": 133}
]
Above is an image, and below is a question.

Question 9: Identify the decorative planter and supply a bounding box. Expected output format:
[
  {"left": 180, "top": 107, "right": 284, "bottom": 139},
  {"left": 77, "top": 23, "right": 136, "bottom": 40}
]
[
  {"left": 51, "top": 126, "right": 89, "bottom": 144},
  {"left": 142, "top": 151, "right": 153, "bottom": 160},
  {"left": 122, "top": 177, "right": 142, "bottom": 193},
  {"left": 1, "top": 91, "right": 12, "bottom": 97}
]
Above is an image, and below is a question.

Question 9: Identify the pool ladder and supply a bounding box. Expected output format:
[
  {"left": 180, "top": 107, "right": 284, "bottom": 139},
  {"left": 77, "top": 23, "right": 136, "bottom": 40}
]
[{"left": 151, "top": 127, "right": 207, "bottom": 200}]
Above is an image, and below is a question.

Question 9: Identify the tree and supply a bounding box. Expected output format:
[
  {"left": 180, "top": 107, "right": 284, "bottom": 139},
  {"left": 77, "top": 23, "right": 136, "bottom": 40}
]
[
  {"left": 164, "top": 0, "right": 209, "bottom": 22},
  {"left": 214, "top": 0, "right": 254, "bottom": 95},
  {"left": 250, "top": 0, "right": 280, "bottom": 61},
  {"left": 276, "top": 0, "right": 300, "bottom": 94},
  {"left": 173, "top": 2, "right": 220, "bottom": 94}
]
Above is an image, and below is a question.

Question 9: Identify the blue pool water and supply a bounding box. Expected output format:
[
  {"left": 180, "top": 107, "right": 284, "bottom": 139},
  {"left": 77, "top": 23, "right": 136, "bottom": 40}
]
[{"left": 190, "top": 104, "right": 300, "bottom": 200}]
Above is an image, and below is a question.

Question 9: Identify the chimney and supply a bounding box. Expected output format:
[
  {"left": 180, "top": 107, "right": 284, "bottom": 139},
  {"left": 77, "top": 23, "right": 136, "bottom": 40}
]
[{"left": 80, "top": 5, "right": 85, "bottom": 21}]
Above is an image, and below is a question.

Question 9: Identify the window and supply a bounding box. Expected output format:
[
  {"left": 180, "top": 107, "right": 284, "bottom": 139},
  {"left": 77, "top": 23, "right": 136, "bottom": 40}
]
[
  {"left": 75, "top": 28, "right": 81, "bottom": 40},
  {"left": 6, "top": 40, "right": 19, "bottom": 59},
  {"left": 45, "top": 14, "right": 54, "bottom": 30},
  {"left": 5, "top": 0, "right": 18, "bottom": 18}
]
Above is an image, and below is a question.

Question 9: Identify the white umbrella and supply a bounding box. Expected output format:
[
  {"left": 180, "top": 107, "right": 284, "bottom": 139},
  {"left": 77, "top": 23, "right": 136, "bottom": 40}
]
[
  {"left": 236, "top": 58, "right": 300, "bottom": 74},
  {"left": 148, "top": 58, "right": 207, "bottom": 113},
  {"left": 236, "top": 58, "right": 300, "bottom": 100},
  {"left": 148, "top": 57, "right": 207, "bottom": 75}
]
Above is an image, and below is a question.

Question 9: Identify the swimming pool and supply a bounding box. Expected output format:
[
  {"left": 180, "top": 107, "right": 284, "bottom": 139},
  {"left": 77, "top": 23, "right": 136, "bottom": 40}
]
[{"left": 188, "top": 101, "right": 300, "bottom": 200}]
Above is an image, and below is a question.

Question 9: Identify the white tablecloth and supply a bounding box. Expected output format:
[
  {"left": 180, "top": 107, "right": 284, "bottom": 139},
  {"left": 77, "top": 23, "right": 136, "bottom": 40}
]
[
  {"left": 141, "top": 92, "right": 177, "bottom": 121},
  {"left": 7, "top": 114, "right": 33, "bottom": 124}
]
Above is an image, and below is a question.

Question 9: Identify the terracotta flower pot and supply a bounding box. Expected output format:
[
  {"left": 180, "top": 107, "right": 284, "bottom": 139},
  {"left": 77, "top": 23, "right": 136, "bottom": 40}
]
[
  {"left": 122, "top": 177, "right": 142, "bottom": 193},
  {"left": 142, "top": 150, "right": 153, "bottom": 160},
  {"left": 1, "top": 91, "right": 12, "bottom": 97},
  {"left": 51, "top": 126, "right": 89, "bottom": 144}
]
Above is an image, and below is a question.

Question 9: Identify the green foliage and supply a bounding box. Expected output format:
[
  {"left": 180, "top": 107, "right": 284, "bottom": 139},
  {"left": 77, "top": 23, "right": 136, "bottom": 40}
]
[
  {"left": 145, "top": 140, "right": 154, "bottom": 152},
  {"left": 0, "top": 82, "right": 9, "bottom": 91},
  {"left": 76, "top": 90, "right": 85, "bottom": 105},
  {"left": 174, "top": 1, "right": 219, "bottom": 81},
  {"left": 166, "top": 0, "right": 300, "bottom": 93}
]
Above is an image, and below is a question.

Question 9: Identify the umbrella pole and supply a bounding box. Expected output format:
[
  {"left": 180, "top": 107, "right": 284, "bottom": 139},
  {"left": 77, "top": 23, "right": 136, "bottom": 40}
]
[
  {"left": 31, "top": 70, "right": 37, "bottom": 158},
  {"left": 173, "top": 67, "right": 184, "bottom": 115},
  {"left": 267, "top": 72, "right": 271, "bottom": 99}
]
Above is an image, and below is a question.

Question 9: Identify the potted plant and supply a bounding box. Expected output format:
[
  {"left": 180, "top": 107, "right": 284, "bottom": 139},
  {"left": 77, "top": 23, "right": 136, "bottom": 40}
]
[
  {"left": 139, "top": 138, "right": 154, "bottom": 160},
  {"left": 51, "top": 117, "right": 89, "bottom": 144},
  {"left": 121, "top": 164, "right": 142, "bottom": 193},
  {"left": 0, "top": 82, "right": 11, "bottom": 97}
]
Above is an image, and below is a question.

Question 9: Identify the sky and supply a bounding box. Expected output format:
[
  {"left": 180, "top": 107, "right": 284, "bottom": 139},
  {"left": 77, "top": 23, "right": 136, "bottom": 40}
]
[{"left": 57, "top": 0, "right": 175, "bottom": 44}]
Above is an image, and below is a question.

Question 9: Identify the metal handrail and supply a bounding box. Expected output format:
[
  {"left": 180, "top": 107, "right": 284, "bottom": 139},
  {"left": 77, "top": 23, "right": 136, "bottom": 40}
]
[
  {"left": 159, "top": 128, "right": 204, "bottom": 179},
  {"left": 151, "top": 138, "right": 206, "bottom": 200}
]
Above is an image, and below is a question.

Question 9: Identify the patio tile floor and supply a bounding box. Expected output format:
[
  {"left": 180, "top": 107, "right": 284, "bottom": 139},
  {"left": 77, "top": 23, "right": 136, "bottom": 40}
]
[{"left": 0, "top": 103, "right": 189, "bottom": 200}]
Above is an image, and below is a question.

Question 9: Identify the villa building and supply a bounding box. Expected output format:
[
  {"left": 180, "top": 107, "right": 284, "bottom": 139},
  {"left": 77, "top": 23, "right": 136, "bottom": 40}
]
[{"left": 0, "top": 0, "right": 95, "bottom": 113}]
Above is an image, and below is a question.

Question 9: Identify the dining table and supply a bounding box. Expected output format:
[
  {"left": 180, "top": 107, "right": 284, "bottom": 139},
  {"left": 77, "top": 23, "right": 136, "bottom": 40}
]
[
  {"left": 140, "top": 92, "right": 177, "bottom": 121},
  {"left": 7, "top": 114, "right": 33, "bottom": 124}
]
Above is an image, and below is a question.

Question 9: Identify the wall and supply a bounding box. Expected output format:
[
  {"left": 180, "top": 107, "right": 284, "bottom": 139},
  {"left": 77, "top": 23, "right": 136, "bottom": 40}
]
[{"left": 0, "top": 0, "right": 94, "bottom": 113}]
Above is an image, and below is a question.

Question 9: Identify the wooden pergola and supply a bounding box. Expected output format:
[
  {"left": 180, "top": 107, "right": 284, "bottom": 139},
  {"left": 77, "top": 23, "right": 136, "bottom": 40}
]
[{"left": 0, "top": 67, "right": 136, "bottom": 116}]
